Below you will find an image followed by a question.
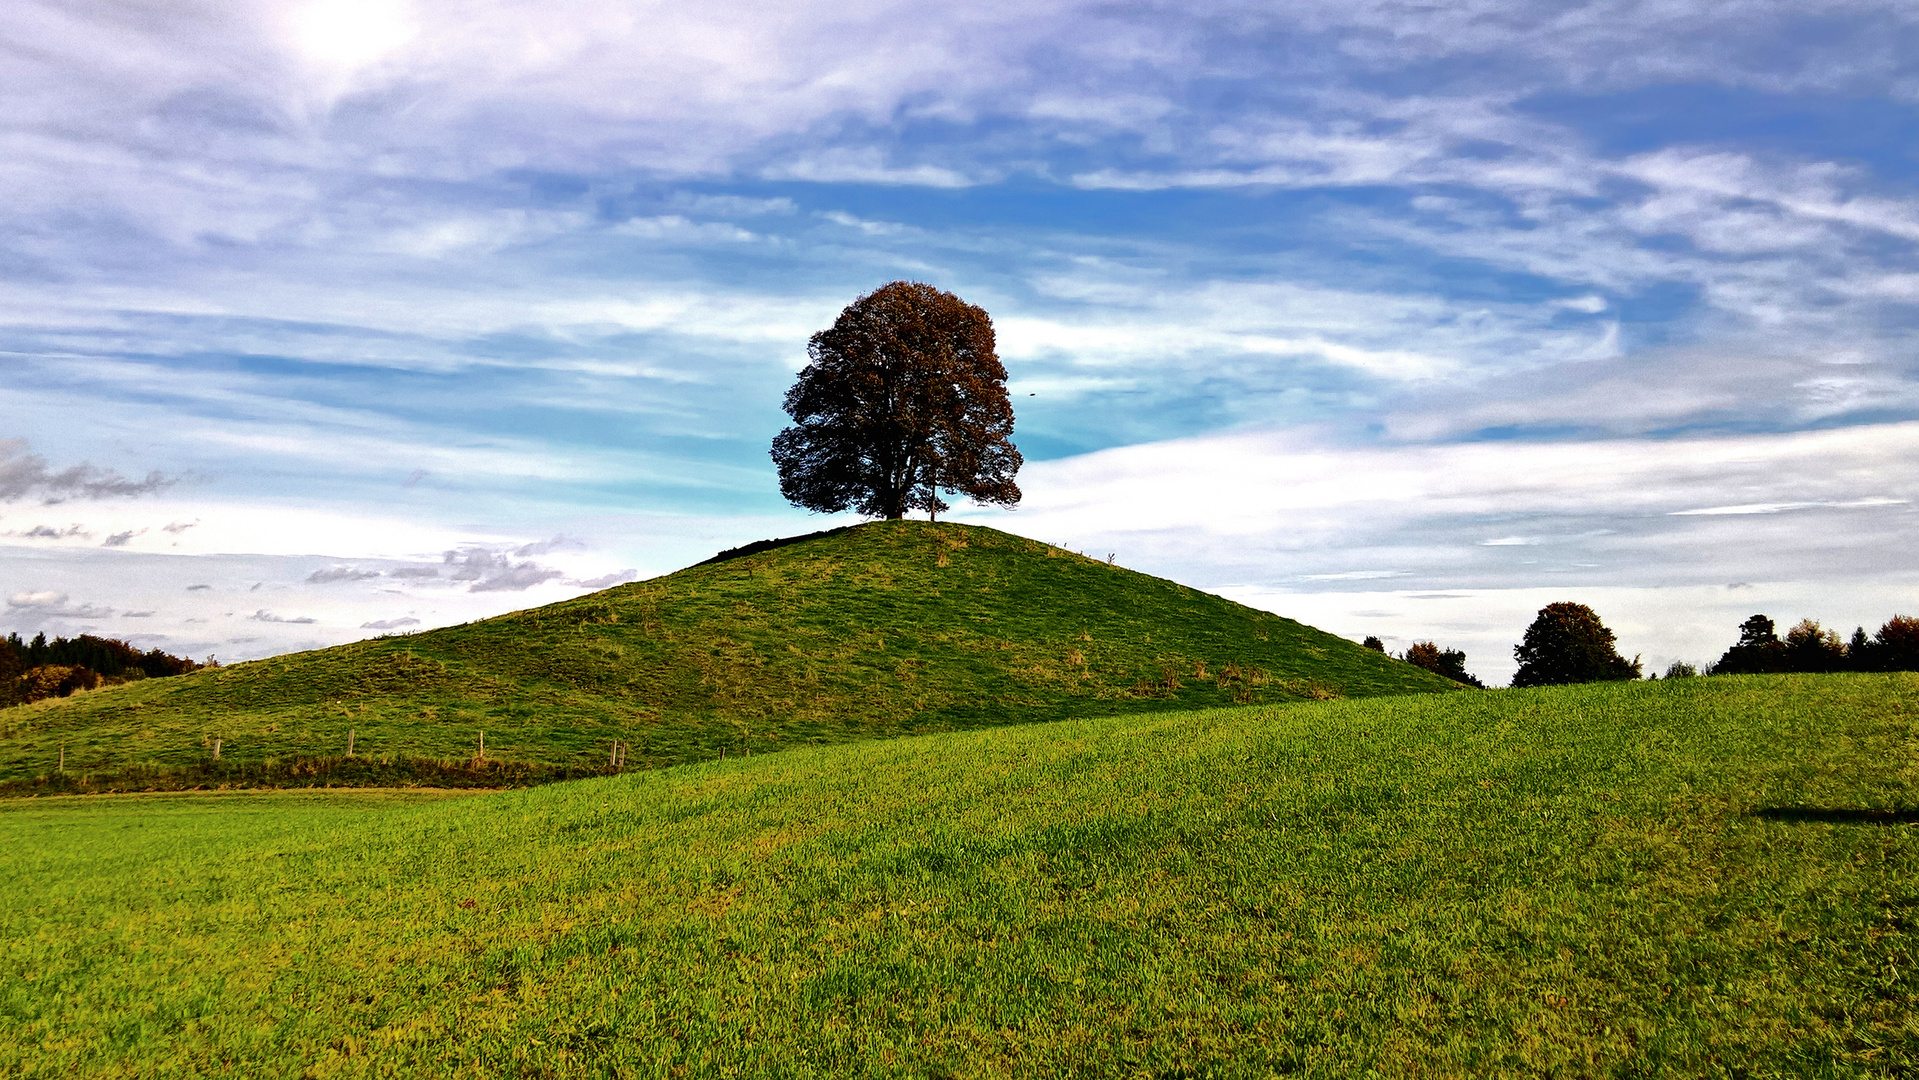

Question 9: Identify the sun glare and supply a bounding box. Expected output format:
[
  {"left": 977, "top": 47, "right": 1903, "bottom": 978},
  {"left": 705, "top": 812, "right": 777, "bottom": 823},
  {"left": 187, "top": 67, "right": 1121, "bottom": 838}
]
[{"left": 288, "top": 0, "right": 417, "bottom": 70}]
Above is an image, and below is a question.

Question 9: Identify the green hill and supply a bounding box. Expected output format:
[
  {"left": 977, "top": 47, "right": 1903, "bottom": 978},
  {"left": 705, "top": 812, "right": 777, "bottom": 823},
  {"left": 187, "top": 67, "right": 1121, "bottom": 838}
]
[
  {"left": 0, "top": 521, "right": 1458, "bottom": 790},
  {"left": 2, "top": 674, "right": 1913, "bottom": 1076}
]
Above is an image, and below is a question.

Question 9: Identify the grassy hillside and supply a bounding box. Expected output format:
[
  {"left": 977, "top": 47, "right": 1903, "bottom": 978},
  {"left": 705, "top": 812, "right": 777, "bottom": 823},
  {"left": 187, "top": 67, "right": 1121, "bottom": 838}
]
[
  {"left": 2, "top": 673, "right": 1913, "bottom": 1077},
  {"left": 0, "top": 521, "right": 1456, "bottom": 790}
]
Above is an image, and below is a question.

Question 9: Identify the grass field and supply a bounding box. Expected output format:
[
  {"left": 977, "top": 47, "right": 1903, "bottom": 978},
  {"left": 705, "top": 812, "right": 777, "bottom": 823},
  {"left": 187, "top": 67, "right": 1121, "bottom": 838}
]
[
  {"left": 3, "top": 673, "right": 1914, "bottom": 1077},
  {"left": 0, "top": 521, "right": 1456, "bottom": 792}
]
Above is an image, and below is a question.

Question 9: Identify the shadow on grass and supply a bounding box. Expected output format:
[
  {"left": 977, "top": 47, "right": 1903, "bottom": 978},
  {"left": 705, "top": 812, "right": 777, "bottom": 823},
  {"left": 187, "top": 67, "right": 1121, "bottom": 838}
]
[
  {"left": 1753, "top": 806, "right": 1919, "bottom": 826},
  {"left": 0, "top": 755, "right": 617, "bottom": 798},
  {"left": 696, "top": 526, "right": 851, "bottom": 566}
]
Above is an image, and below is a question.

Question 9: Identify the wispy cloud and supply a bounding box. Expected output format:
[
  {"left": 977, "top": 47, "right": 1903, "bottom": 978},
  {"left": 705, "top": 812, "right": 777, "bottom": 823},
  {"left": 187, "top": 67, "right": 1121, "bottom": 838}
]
[{"left": 307, "top": 566, "right": 382, "bottom": 583}]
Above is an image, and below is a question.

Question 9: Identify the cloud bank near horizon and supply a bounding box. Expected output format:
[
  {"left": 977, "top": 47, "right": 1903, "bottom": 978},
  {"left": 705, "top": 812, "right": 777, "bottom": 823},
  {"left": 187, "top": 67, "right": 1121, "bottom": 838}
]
[{"left": 5, "top": 0, "right": 1919, "bottom": 676}]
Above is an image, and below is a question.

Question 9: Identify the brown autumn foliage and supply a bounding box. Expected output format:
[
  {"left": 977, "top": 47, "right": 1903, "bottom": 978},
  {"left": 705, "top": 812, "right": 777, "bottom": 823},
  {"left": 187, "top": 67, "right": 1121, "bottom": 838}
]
[
  {"left": 772, "top": 281, "right": 1022, "bottom": 520},
  {"left": 1, "top": 632, "right": 202, "bottom": 708}
]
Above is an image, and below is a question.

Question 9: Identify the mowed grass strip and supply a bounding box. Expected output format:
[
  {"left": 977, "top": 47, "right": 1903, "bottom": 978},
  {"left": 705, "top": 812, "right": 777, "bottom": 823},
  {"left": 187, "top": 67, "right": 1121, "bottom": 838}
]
[
  {"left": 0, "top": 521, "right": 1456, "bottom": 790},
  {"left": 2, "top": 673, "right": 1914, "bottom": 1078}
]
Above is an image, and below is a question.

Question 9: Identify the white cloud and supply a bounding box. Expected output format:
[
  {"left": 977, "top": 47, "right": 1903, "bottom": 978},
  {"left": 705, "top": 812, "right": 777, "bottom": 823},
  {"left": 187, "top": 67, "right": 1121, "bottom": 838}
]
[
  {"left": 4, "top": 589, "right": 114, "bottom": 620},
  {"left": 958, "top": 419, "right": 1919, "bottom": 596},
  {"left": 8, "top": 591, "right": 66, "bottom": 608}
]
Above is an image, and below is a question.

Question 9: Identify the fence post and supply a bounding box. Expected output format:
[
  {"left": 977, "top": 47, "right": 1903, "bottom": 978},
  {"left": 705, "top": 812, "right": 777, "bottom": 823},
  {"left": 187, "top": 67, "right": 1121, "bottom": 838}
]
[
  {"left": 213, "top": 738, "right": 221, "bottom": 761},
  {"left": 478, "top": 731, "right": 485, "bottom": 760},
  {"left": 347, "top": 728, "right": 355, "bottom": 757},
  {"left": 59, "top": 743, "right": 65, "bottom": 774}
]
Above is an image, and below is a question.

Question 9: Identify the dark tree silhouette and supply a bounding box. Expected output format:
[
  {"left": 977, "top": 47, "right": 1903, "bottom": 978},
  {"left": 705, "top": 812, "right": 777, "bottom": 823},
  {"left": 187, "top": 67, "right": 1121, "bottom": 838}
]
[
  {"left": 1848, "top": 626, "right": 1872, "bottom": 669},
  {"left": 1403, "top": 640, "right": 1485, "bottom": 688},
  {"left": 1361, "top": 636, "right": 1386, "bottom": 652},
  {"left": 1511, "top": 602, "right": 1641, "bottom": 687},
  {"left": 1712, "top": 614, "right": 1785, "bottom": 674},
  {"left": 1861, "top": 614, "right": 1919, "bottom": 672},
  {"left": 772, "top": 282, "right": 1021, "bottom": 520},
  {"left": 1782, "top": 618, "right": 1845, "bottom": 672}
]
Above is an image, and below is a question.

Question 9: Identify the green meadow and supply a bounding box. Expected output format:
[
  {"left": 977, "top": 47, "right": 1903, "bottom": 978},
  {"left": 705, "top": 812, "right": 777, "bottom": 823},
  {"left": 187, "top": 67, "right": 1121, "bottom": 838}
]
[
  {"left": 1, "top": 522, "right": 1454, "bottom": 793},
  {"left": 3, "top": 673, "right": 1914, "bottom": 1077}
]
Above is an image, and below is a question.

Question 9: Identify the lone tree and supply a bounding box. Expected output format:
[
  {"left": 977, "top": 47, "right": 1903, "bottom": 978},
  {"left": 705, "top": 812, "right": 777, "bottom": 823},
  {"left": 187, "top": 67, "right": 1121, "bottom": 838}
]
[
  {"left": 1511, "top": 602, "right": 1641, "bottom": 688},
  {"left": 772, "top": 281, "right": 1022, "bottom": 520}
]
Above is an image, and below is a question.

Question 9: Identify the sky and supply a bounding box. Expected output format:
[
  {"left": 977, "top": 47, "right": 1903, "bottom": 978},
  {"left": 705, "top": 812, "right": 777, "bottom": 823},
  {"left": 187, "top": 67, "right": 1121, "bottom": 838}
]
[{"left": 4, "top": 0, "right": 1919, "bottom": 684}]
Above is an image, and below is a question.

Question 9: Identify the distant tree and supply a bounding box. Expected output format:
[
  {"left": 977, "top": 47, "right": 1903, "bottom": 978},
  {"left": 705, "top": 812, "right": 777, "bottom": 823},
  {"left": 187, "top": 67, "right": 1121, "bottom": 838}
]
[
  {"left": 1782, "top": 618, "right": 1845, "bottom": 673},
  {"left": 1664, "top": 660, "right": 1697, "bottom": 679},
  {"left": 1847, "top": 626, "right": 1873, "bottom": 670},
  {"left": 1404, "top": 640, "right": 1485, "bottom": 688},
  {"left": 1361, "top": 636, "right": 1386, "bottom": 652},
  {"left": 771, "top": 281, "right": 1021, "bottom": 520},
  {"left": 1866, "top": 614, "right": 1919, "bottom": 672},
  {"left": 1511, "top": 602, "right": 1641, "bottom": 688},
  {"left": 1712, "top": 614, "right": 1785, "bottom": 675}
]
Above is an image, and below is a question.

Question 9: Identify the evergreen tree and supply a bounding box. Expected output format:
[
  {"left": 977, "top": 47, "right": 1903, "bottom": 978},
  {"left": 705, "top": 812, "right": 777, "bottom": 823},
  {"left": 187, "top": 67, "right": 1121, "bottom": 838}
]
[
  {"left": 1713, "top": 614, "right": 1785, "bottom": 674},
  {"left": 1848, "top": 626, "right": 1873, "bottom": 670}
]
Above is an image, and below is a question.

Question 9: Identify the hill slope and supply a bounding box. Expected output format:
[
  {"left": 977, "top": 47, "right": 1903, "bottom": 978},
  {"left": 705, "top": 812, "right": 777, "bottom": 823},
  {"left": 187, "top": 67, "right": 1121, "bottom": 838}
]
[
  {"left": 2, "top": 674, "right": 1913, "bottom": 1076},
  {"left": 0, "top": 521, "right": 1458, "bottom": 788}
]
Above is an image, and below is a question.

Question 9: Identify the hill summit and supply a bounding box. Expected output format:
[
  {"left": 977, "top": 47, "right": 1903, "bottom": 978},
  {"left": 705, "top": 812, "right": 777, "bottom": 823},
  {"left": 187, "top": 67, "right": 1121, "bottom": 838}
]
[{"left": 2, "top": 522, "right": 1459, "bottom": 789}]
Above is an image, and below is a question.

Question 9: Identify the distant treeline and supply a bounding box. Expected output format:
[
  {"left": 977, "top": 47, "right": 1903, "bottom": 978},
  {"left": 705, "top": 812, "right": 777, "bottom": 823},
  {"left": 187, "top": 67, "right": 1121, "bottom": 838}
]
[
  {"left": 1367, "top": 609, "right": 1919, "bottom": 691},
  {"left": 1704, "top": 615, "right": 1919, "bottom": 676},
  {"left": 0, "top": 632, "right": 204, "bottom": 708}
]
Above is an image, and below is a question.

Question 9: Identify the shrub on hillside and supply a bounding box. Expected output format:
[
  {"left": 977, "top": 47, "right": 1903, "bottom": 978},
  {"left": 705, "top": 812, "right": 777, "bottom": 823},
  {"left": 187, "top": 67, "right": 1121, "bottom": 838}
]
[
  {"left": 1511, "top": 603, "right": 1640, "bottom": 688},
  {"left": 1361, "top": 636, "right": 1385, "bottom": 652},
  {"left": 1403, "top": 641, "right": 1485, "bottom": 688},
  {"left": 9, "top": 664, "right": 102, "bottom": 705},
  {"left": 1663, "top": 660, "right": 1698, "bottom": 679}
]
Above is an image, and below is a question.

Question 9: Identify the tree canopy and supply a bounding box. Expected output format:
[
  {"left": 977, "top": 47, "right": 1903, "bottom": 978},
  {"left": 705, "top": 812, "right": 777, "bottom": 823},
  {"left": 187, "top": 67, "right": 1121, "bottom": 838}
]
[
  {"left": 1403, "top": 640, "right": 1485, "bottom": 688},
  {"left": 1712, "top": 614, "right": 1785, "bottom": 674},
  {"left": 772, "top": 282, "right": 1021, "bottom": 520},
  {"left": 1511, "top": 602, "right": 1640, "bottom": 688}
]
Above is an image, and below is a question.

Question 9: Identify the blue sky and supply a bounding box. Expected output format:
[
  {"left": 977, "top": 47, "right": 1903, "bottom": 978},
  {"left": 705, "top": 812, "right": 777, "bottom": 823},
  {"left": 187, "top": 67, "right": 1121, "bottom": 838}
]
[{"left": 5, "top": 0, "right": 1919, "bottom": 682}]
